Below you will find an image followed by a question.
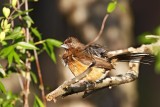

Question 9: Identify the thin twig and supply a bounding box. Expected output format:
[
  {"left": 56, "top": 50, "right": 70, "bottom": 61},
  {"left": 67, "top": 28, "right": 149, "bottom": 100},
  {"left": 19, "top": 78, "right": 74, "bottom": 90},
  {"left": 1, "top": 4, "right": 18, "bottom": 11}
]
[
  {"left": 86, "top": 14, "right": 109, "bottom": 47},
  {"left": 23, "top": 59, "right": 30, "bottom": 107},
  {"left": 24, "top": 0, "right": 29, "bottom": 42},
  {"left": 23, "top": 0, "right": 30, "bottom": 107},
  {"left": 8, "top": 1, "right": 25, "bottom": 21},
  {"left": 33, "top": 50, "right": 46, "bottom": 106},
  {"left": 145, "top": 35, "right": 160, "bottom": 39},
  {"left": 9, "top": 0, "right": 14, "bottom": 28}
]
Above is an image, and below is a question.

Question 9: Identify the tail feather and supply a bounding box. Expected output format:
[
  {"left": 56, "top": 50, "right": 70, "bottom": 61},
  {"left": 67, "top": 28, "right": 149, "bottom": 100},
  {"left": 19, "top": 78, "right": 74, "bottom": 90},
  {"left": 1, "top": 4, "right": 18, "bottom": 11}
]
[{"left": 110, "top": 53, "right": 154, "bottom": 63}]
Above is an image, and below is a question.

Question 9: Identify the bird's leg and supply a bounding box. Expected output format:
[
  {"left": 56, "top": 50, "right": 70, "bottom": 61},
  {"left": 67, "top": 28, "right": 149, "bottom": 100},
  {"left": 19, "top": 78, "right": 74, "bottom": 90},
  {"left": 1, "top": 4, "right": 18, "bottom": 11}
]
[
  {"left": 83, "top": 87, "right": 107, "bottom": 98},
  {"left": 82, "top": 61, "right": 140, "bottom": 98},
  {"left": 82, "top": 70, "right": 110, "bottom": 98},
  {"left": 95, "top": 70, "right": 110, "bottom": 83},
  {"left": 45, "top": 61, "right": 96, "bottom": 101}
]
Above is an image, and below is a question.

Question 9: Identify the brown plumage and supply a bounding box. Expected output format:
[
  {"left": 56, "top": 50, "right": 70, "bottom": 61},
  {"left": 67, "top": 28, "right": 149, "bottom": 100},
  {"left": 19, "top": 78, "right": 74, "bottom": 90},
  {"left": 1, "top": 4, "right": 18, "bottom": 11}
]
[
  {"left": 61, "top": 37, "right": 113, "bottom": 82},
  {"left": 61, "top": 37, "right": 152, "bottom": 82}
]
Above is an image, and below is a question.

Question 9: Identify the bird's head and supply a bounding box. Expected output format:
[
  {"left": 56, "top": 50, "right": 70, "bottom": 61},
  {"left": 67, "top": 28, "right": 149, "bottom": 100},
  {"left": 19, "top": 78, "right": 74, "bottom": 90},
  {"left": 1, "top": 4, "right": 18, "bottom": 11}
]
[{"left": 61, "top": 37, "right": 85, "bottom": 50}]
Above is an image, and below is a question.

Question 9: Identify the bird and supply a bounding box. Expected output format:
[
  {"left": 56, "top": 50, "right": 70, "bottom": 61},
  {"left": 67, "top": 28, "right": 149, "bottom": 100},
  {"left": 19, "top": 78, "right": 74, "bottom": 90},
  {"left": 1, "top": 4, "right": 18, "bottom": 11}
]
[{"left": 61, "top": 37, "right": 151, "bottom": 83}]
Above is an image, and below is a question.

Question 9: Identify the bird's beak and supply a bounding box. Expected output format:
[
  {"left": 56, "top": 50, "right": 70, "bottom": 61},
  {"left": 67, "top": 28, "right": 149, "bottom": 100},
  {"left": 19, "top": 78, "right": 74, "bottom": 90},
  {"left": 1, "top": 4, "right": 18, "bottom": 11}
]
[{"left": 61, "top": 44, "right": 69, "bottom": 49}]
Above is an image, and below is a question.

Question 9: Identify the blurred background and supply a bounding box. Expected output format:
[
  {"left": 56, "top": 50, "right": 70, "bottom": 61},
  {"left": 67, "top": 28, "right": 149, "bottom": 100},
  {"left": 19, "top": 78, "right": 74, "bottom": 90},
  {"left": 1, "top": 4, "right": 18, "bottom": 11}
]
[{"left": 1, "top": 0, "right": 160, "bottom": 107}]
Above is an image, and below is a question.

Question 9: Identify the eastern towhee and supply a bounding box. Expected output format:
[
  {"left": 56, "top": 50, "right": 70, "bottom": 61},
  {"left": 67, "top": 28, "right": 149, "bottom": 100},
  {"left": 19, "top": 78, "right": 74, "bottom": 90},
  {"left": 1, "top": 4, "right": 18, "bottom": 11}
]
[{"left": 61, "top": 37, "right": 151, "bottom": 83}]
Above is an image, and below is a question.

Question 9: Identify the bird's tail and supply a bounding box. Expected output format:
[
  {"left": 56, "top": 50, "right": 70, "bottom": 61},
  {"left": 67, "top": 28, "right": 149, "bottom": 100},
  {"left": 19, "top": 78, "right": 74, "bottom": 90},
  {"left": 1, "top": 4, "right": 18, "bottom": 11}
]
[{"left": 110, "top": 53, "right": 154, "bottom": 64}]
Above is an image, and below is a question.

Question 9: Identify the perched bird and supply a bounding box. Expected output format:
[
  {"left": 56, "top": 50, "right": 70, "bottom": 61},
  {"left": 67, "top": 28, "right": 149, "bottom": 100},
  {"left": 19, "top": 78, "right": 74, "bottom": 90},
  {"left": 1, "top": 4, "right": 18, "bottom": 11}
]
[{"left": 61, "top": 37, "right": 151, "bottom": 82}]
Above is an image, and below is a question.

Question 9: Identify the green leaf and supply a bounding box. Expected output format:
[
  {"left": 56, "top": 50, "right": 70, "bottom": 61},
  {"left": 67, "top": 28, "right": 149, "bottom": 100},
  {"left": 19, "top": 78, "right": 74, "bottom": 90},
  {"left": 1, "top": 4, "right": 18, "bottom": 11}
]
[
  {"left": 23, "top": 16, "right": 34, "bottom": 24},
  {"left": 12, "top": 9, "right": 33, "bottom": 19},
  {"left": 155, "top": 26, "right": 160, "bottom": 35},
  {"left": 43, "top": 42, "right": 56, "bottom": 63},
  {"left": 5, "top": 32, "right": 23, "bottom": 40},
  {"left": 0, "top": 65, "right": 6, "bottom": 77},
  {"left": 30, "top": 71, "right": 38, "bottom": 84},
  {"left": 0, "top": 81, "right": 6, "bottom": 94},
  {"left": 0, "top": 46, "right": 21, "bottom": 66},
  {"left": 45, "top": 39, "right": 62, "bottom": 47},
  {"left": 2, "top": 7, "right": 10, "bottom": 18},
  {"left": 13, "top": 51, "right": 20, "bottom": 64},
  {"left": 16, "top": 42, "right": 38, "bottom": 50},
  {"left": 138, "top": 32, "right": 157, "bottom": 44},
  {"left": 5, "top": 27, "right": 24, "bottom": 40},
  {"left": 7, "top": 50, "right": 14, "bottom": 67},
  {"left": 2, "top": 91, "right": 18, "bottom": 107},
  {"left": 11, "top": 0, "right": 18, "bottom": 8},
  {"left": 31, "top": 27, "right": 42, "bottom": 40},
  {"left": 1, "top": 41, "right": 7, "bottom": 46},
  {"left": 155, "top": 53, "right": 160, "bottom": 73},
  {"left": 152, "top": 45, "right": 160, "bottom": 55},
  {"left": 0, "top": 46, "right": 14, "bottom": 58},
  {"left": 23, "top": 16, "right": 34, "bottom": 27},
  {"left": 1, "top": 19, "right": 10, "bottom": 30},
  {"left": 107, "top": 1, "right": 117, "bottom": 13},
  {"left": 0, "top": 31, "right": 6, "bottom": 41},
  {"left": 13, "top": 27, "right": 21, "bottom": 32},
  {"left": 43, "top": 38, "right": 62, "bottom": 63},
  {"left": 33, "top": 95, "right": 44, "bottom": 107}
]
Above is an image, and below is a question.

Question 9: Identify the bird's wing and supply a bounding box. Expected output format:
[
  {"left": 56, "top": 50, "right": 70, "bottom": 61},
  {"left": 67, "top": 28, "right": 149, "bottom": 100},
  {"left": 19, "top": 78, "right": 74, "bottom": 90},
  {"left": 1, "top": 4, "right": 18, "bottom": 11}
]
[{"left": 74, "top": 50, "right": 113, "bottom": 70}]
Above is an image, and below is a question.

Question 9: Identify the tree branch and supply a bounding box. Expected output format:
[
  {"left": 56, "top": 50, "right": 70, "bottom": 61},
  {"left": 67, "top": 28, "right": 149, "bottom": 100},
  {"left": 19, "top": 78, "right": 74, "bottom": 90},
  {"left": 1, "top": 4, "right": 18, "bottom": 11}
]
[
  {"left": 23, "top": 0, "right": 31, "bottom": 107},
  {"left": 63, "top": 70, "right": 138, "bottom": 97},
  {"left": 46, "top": 69, "right": 138, "bottom": 102},
  {"left": 86, "top": 14, "right": 109, "bottom": 47},
  {"left": 33, "top": 50, "right": 46, "bottom": 106}
]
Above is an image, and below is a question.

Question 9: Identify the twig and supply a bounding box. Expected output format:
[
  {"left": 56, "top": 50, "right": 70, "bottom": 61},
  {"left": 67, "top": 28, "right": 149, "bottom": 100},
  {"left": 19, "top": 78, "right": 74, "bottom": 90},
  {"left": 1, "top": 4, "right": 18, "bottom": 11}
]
[
  {"left": 86, "top": 14, "right": 109, "bottom": 47},
  {"left": 33, "top": 50, "right": 46, "bottom": 106},
  {"left": 23, "top": 59, "right": 30, "bottom": 107},
  {"left": 23, "top": 0, "right": 30, "bottom": 107},
  {"left": 8, "top": 1, "right": 25, "bottom": 21},
  {"left": 24, "top": 0, "right": 29, "bottom": 42},
  {"left": 145, "top": 35, "right": 160, "bottom": 39},
  {"left": 9, "top": 0, "right": 14, "bottom": 28}
]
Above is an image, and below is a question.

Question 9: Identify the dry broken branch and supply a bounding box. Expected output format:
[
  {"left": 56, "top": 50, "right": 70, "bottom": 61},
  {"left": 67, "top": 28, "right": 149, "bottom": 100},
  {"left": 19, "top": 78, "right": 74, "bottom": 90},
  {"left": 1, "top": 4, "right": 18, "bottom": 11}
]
[{"left": 46, "top": 41, "right": 158, "bottom": 102}]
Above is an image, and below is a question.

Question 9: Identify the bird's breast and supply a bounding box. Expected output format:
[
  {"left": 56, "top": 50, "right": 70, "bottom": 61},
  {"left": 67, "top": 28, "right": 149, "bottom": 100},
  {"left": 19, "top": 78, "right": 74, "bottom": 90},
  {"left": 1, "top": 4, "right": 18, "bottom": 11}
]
[{"left": 68, "top": 57, "right": 106, "bottom": 82}]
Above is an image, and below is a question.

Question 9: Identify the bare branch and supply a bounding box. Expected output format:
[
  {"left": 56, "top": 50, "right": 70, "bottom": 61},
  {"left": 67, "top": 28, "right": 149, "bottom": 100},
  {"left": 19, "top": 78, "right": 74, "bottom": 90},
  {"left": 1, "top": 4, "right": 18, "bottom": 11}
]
[
  {"left": 33, "top": 50, "right": 46, "bottom": 106},
  {"left": 86, "top": 14, "right": 109, "bottom": 47},
  {"left": 63, "top": 70, "right": 138, "bottom": 97},
  {"left": 46, "top": 69, "right": 138, "bottom": 102},
  {"left": 23, "top": 1, "right": 31, "bottom": 107}
]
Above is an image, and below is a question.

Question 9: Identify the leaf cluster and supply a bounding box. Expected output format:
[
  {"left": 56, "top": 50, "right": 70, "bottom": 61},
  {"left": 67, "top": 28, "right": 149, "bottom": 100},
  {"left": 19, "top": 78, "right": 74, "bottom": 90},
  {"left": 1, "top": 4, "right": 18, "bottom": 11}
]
[{"left": 0, "top": 0, "right": 62, "bottom": 106}]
